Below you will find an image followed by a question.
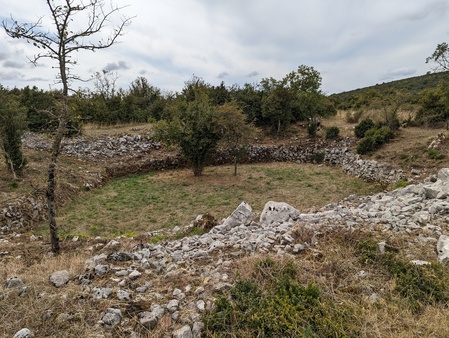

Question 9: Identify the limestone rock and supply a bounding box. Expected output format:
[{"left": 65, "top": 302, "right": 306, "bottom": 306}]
[
  {"left": 192, "top": 321, "right": 205, "bottom": 338},
  {"left": 139, "top": 311, "right": 158, "bottom": 329},
  {"left": 438, "top": 168, "right": 449, "bottom": 181},
  {"left": 167, "top": 299, "right": 180, "bottom": 313},
  {"left": 173, "top": 325, "right": 193, "bottom": 338},
  {"left": 92, "top": 287, "right": 113, "bottom": 299},
  {"left": 13, "top": 328, "right": 34, "bottom": 338},
  {"left": 94, "top": 264, "right": 109, "bottom": 277},
  {"left": 49, "top": 270, "right": 70, "bottom": 288},
  {"left": 260, "top": 201, "right": 300, "bottom": 225},
  {"left": 222, "top": 201, "right": 253, "bottom": 229},
  {"left": 102, "top": 308, "right": 122, "bottom": 328},
  {"left": 6, "top": 276, "right": 24, "bottom": 289},
  {"left": 129, "top": 269, "right": 142, "bottom": 280},
  {"left": 437, "top": 235, "right": 449, "bottom": 264}
]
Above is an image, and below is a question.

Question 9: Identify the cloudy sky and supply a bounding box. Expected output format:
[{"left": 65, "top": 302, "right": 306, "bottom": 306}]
[{"left": 1, "top": 0, "right": 448, "bottom": 95}]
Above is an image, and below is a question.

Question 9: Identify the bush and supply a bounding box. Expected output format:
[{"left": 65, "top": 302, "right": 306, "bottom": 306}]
[
  {"left": 357, "top": 126, "right": 394, "bottom": 154},
  {"left": 354, "top": 118, "right": 374, "bottom": 138},
  {"left": 392, "top": 179, "right": 408, "bottom": 190},
  {"left": 203, "top": 257, "right": 359, "bottom": 337},
  {"left": 364, "top": 126, "right": 394, "bottom": 145},
  {"left": 428, "top": 149, "right": 445, "bottom": 160},
  {"left": 356, "top": 136, "right": 375, "bottom": 154},
  {"left": 307, "top": 121, "right": 318, "bottom": 137},
  {"left": 312, "top": 151, "right": 325, "bottom": 164},
  {"left": 325, "top": 126, "right": 340, "bottom": 140},
  {"left": 0, "top": 94, "right": 27, "bottom": 175}
]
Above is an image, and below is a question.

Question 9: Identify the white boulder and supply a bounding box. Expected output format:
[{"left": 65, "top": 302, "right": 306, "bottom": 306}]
[{"left": 260, "top": 201, "right": 301, "bottom": 225}]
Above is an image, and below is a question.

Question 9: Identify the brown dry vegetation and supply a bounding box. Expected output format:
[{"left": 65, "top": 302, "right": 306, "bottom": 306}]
[{"left": 2, "top": 116, "right": 449, "bottom": 337}]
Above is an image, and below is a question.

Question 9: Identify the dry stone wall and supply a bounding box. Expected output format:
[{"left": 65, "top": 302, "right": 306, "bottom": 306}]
[
  {"left": 8, "top": 168, "right": 449, "bottom": 337},
  {"left": 2, "top": 133, "right": 406, "bottom": 233}
]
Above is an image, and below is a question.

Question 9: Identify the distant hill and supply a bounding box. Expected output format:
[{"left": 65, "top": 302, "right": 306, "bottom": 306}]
[{"left": 330, "top": 71, "right": 449, "bottom": 108}]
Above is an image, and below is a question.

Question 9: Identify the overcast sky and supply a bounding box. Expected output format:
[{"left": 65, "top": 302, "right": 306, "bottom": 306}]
[{"left": 1, "top": 0, "right": 448, "bottom": 95}]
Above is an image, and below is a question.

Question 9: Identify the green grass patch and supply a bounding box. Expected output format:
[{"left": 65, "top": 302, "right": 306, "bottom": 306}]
[
  {"left": 57, "top": 163, "right": 382, "bottom": 238},
  {"left": 428, "top": 149, "right": 445, "bottom": 160},
  {"left": 392, "top": 179, "right": 408, "bottom": 190}
]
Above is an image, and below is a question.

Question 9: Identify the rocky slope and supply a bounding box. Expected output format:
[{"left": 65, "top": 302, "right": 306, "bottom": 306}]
[
  {"left": 3, "top": 131, "right": 449, "bottom": 337},
  {"left": 6, "top": 166, "right": 449, "bottom": 337}
]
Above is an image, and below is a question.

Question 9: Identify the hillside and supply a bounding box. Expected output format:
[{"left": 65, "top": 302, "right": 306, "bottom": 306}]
[
  {"left": 1, "top": 120, "right": 449, "bottom": 337},
  {"left": 330, "top": 70, "right": 449, "bottom": 107}
]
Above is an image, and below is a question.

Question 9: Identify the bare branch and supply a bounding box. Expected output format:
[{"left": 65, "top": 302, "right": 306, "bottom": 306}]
[
  {"left": 2, "top": 0, "right": 132, "bottom": 254},
  {"left": 426, "top": 42, "right": 449, "bottom": 73}
]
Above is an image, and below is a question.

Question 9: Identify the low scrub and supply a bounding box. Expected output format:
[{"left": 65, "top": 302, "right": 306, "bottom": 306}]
[
  {"left": 354, "top": 118, "right": 374, "bottom": 138},
  {"left": 356, "top": 239, "right": 449, "bottom": 312},
  {"left": 203, "top": 257, "right": 359, "bottom": 337},
  {"left": 325, "top": 125, "right": 340, "bottom": 140},
  {"left": 357, "top": 126, "right": 394, "bottom": 155},
  {"left": 428, "top": 148, "right": 445, "bottom": 160}
]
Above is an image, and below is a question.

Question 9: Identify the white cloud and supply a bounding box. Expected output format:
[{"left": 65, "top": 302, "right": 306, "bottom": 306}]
[
  {"left": 0, "top": 0, "right": 448, "bottom": 93},
  {"left": 381, "top": 67, "right": 417, "bottom": 81}
]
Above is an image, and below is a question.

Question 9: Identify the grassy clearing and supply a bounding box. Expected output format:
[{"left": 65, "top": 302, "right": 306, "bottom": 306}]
[{"left": 49, "top": 163, "right": 381, "bottom": 238}]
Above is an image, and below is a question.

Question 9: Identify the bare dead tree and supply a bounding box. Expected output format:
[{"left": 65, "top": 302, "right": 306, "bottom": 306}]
[
  {"left": 426, "top": 42, "right": 449, "bottom": 72},
  {"left": 3, "top": 0, "right": 132, "bottom": 253}
]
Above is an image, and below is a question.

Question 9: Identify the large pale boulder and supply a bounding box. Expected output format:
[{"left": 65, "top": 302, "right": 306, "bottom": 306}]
[
  {"left": 438, "top": 168, "right": 449, "bottom": 181},
  {"left": 260, "top": 201, "right": 301, "bottom": 225},
  {"left": 49, "top": 270, "right": 70, "bottom": 288},
  {"left": 222, "top": 201, "right": 253, "bottom": 228},
  {"left": 437, "top": 235, "right": 449, "bottom": 264},
  {"left": 422, "top": 168, "right": 449, "bottom": 199}
]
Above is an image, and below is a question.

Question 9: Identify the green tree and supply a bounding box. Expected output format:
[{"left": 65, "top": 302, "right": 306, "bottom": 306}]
[
  {"left": 155, "top": 85, "right": 221, "bottom": 176},
  {"left": 216, "top": 101, "right": 256, "bottom": 175},
  {"left": 370, "top": 89, "right": 408, "bottom": 130},
  {"left": 124, "top": 76, "right": 165, "bottom": 121},
  {"left": 261, "top": 77, "right": 295, "bottom": 134},
  {"left": 0, "top": 92, "right": 27, "bottom": 179},
  {"left": 3, "top": 0, "right": 131, "bottom": 254},
  {"left": 261, "top": 65, "right": 328, "bottom": 134},
  {"left": 230, "top": 82, "right": 264, "bottom": 125},
  {"left": 416, "top": 87, "right": 449, "bottom": 127}
]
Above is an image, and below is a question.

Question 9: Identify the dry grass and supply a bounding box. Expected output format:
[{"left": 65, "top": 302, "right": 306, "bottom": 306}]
[
  {"left": 49, "top": 162, "right": 381, "bottom": 238},
  {"left": 227, "top": 227, "right": 449, "bottom": 338},
  {"left": 83, "top": 122, "right": 154, "bottom": 138},
  {"left": 0, "top": 250, "right": 102, "bottom": 337},
  {"left": 3, "top": 118, "right": 449, "bottom": 337}
]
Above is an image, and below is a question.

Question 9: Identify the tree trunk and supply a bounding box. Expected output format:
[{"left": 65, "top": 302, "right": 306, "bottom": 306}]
[
  {"left": 46, "top": 100, "right": 68, "bottom": 254},
  {"left": 233, "top": 156, "right": 237, "bottom": 176}
]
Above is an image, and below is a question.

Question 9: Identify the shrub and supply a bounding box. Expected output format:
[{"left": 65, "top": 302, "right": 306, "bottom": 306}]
[
  {"left": 428, "top": 149, "right": 445, "bottom": 160},
  {"left": 356, "top": 136, "right": 375, "bottom": 154},
  {"left": 357, "top": 126, "right": 394, "bottom": 155},
  {"left": 312, "top": 151, "right": 325, "bottom": 164},
  {"left": 325, "top": 126, "right": 340, "bottom": 140},
  {"left": 392, "top": 179, "right": 408, "bottom": 190},
  {"left": 354, "top": 118, "right": 374, "bottom": 138},
  {"left": 203, "top": 257, "right": 360, "bottom": 337},
  {"left": 0, "top": 94, "right": 27, "bottom": 176},
  {"left": 307, "top": 121, "right": 318, "bottom": 137},
  {"left": 364, "top": 126, "right": 394, "bottom": 146},
  {"left": 356, "top": 239, "right": 449, "bottom": 312}
]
